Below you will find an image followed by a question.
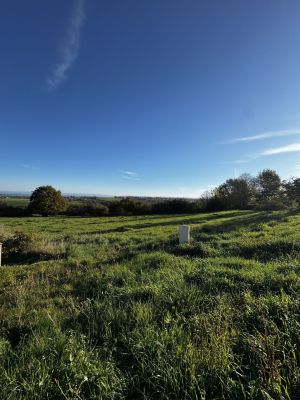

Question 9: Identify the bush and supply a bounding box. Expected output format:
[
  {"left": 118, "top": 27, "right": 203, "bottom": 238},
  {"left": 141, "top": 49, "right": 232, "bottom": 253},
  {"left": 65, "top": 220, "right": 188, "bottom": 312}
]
[
  {"left": 109, "top": 198, "right": 151, "bottom": 215},
  {"left": 254, "top": 198, "right": 287, "bottom": 211},
  {"left": 0, "top": 204, "right": 28, "bottom": 217},
  {"left": 66, "top": 203, "right": 109, "bottom": 217},
  {"left": 152, "top": 199, "right": 199, "bottom": 214},
  {"left": 202, "top": 196, "right": 226, "bottom": 212}
]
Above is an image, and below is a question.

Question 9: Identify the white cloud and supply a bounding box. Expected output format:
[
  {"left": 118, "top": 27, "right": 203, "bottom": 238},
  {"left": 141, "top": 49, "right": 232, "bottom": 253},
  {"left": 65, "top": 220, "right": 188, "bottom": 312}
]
[
  {"left": 46, "top": 0, "right": 85, "bottom": 90},
  {"left": 228, "top": 128, "right": 300, "bottom": 143},
  {"left": 120, "top": 170, "right": 137, "bottom": 176},
  {"left": 221, "top": 159, "right": 248, "bottom": 165},
  {"left": 120, "top": 170, "right": 141, "bottom": 181},
  {"left": 261, "top": 143, "right": 300, "bottom": 156},
  {"left": 20, "top": 164, "right": 39, "bottom": 170}
]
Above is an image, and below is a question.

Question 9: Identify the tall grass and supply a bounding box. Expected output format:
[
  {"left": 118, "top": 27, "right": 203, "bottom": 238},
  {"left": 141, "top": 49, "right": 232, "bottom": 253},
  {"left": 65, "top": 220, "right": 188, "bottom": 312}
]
[{"left": 0, "top": 210, "right": 299, "bottom": 399}]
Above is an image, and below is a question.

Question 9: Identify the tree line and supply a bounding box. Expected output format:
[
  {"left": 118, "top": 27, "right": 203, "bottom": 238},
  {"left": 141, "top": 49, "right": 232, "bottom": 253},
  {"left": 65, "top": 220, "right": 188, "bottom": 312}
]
[
  {"left": 205, "top": 169, "right": 300, "bottom": 211},
  {"left": 1, "top": 169, "right": 299, "bottom": 217}
]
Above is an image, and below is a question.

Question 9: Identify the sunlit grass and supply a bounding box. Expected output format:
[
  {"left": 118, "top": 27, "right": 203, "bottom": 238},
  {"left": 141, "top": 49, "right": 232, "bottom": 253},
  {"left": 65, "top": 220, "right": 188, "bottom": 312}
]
[{"left": 0, "top": 210, "right": 299, "bottom": 399}]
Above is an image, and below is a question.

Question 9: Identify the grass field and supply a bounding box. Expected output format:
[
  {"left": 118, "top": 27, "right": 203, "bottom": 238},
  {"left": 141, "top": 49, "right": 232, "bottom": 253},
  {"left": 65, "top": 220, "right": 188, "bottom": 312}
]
[
  {"left": 0, "top": 196, "right": 115, "bottom": 210},
  {"left": 0, "top": 210, "right": 299, "bottom": 399},
  {"left": 0, "top": 197, "right": 30, "bottom": 208}
]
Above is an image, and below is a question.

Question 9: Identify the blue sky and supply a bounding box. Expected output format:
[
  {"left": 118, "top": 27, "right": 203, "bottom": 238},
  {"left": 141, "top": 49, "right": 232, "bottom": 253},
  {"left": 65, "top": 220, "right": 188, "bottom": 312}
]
[{"left": 2, "top": 0, "right": 300, "bottom": 197}]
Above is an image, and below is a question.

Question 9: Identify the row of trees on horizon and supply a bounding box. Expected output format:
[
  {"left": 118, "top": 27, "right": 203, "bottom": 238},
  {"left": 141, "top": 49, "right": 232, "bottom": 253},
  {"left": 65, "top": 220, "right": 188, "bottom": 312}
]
[
  {"left": 1, "top": 169, "right": 300, "bottom": 217},
  {"left": 204, "top": 168, "right": 300, "bottom": 211}
]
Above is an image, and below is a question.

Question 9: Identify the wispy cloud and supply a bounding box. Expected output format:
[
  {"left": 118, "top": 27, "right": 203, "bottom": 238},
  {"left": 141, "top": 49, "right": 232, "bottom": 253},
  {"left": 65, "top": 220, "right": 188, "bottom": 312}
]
[
  {"left": 260, "top": 143, "right": 300, "bottom": 156},
  {"left": 227, "top": 128, "right": 300, "bottom": 143},
  {"left": 221, "top": 159, "right": 248, "bottom": 165},
  {"left": 225, "top": 142, "right": 300, "bottom": 163},
  {"left": 120, "top": 170, "right": 141, "bottom": 181},
  {"left": 20, "top": 164, "right": 39, "bottom": 170},
  {"left": 120, "top": 170, "right": 137, "bottom": 176},
  {"left": 46, "top": 0, "right": 85, "bottom": 90}
]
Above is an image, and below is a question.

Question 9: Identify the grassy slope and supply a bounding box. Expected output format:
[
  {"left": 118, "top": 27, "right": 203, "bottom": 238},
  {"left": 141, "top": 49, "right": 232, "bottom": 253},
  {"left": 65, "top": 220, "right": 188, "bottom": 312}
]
[{"left": 0, "top": 210, "right": 299, "bottom": 399}]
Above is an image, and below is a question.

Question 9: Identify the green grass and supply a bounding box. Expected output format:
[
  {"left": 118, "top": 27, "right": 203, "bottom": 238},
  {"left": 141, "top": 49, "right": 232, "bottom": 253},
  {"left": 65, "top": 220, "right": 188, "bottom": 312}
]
[
  {"left": 0, "top": 197, "right": 30, "bottom": 208},
  {"left": 0, "top": 210, "right": 299, "bottom": 399}
]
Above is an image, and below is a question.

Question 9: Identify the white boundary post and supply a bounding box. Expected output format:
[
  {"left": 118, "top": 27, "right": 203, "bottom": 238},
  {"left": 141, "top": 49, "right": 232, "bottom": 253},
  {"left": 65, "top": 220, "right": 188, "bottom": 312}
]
[
  {"left": 0, "top": 243, "right": 2, "bottom": 267},
  {"left": 179, "top": 225, "right": 190, "bottom": 244}
]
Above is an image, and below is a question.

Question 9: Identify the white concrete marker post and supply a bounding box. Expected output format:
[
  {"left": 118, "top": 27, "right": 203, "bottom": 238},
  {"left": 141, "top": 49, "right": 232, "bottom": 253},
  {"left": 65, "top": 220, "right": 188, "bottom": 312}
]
[
  {"left": 179, "top": 225, "right": 190, "bottom": 244},
  {"left": 0, "top": 243, "right": 2, "bottom": 267}
]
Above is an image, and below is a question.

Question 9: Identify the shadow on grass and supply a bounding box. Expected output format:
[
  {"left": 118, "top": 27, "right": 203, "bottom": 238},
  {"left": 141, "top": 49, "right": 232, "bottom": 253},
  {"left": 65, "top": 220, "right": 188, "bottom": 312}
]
[
  {"left": 193, "top": 210, "right": 297, "bottom": 237},
  {"left": 165, "top": 210, "right": 299, "bottom": 261},
  {"left": 80, "top": 211, "right": 254, "bottom": 235},
  {"left": 229, "top": 241, "right": 300, "bottom": 262},
  {"left": 1, "top": 323, "right": 31, "bottom": 348},
  {"left": 185, "top": 268, "right": 299, "bottom": 297},
  {"left": 2, "top": 251, "right": 62, "bottom": 266}
]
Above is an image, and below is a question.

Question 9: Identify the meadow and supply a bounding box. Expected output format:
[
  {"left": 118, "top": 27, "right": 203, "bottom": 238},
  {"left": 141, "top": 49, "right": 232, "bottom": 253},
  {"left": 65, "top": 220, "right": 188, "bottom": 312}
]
[
  {"left": 0, "top": 210, "right": 299, "bottom": 399},
  {"left": 0, "top": 197, "right": 29, "bottom": 208}
]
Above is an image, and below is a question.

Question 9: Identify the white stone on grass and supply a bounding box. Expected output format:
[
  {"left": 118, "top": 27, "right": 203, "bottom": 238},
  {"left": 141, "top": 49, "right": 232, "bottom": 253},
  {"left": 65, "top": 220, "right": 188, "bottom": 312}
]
[{"left": 179, "top": 225, "right": 190, "bottom": 244}]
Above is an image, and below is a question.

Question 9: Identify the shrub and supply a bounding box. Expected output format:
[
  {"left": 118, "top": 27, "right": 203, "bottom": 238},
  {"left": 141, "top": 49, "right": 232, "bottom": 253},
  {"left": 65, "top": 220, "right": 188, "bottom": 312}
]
[
  {"left": 152, "top": 199, "right": 199, "bottom": 214},
  {"left": 202, "top": 196, "right": 226, "bottom": 212},
  {"left": 0, "top": 204, "right": 28, "bottom": 217},
  {"left": 254, "top": 198, "right": 287, "bottom": 211},
  {"left": 66, "top": 203, "right": 109, "bottom": 217},
  {"left": 109, "top": 198, "right": 151, "bottom": 215}
]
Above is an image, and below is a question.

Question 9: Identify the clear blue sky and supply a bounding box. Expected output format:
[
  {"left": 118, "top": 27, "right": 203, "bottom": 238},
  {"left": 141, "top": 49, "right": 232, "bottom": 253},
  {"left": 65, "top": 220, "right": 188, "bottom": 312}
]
[{"left": 2, "top": 0, "right": 300, "bottom": 197}]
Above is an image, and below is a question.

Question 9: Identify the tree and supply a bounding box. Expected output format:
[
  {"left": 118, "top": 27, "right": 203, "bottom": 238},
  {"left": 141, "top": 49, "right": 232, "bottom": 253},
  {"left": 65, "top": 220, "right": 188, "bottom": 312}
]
[
  {"left": 200, "top": 190, "right": 226, "bottom": 212},
  {"left": 28, "top": 186, "right": 66, "bottom": 216},
  {"left": 215, "top": 175, "right": 255, "bottom": 209},
  {"left": 256, "top": 169, "right": 281, "bottom": 200},
  {"left": 284, "top": 177, "right": 300, "bottom": 205}
]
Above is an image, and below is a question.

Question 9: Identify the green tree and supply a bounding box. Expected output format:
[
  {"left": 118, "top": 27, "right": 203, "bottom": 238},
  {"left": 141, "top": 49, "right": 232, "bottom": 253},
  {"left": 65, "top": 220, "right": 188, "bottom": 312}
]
[
  {"left": 216, "top": 175, "right": 255, "bottom": 209},
  {"left": 256, "top": 169, "right": 281, "bottom": 200},
  {"left": 28, "top": 185, "right": 66, "bottom": 216},
  {"left": 284, "top": 177, "right": 300, "bottom": 205}
]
